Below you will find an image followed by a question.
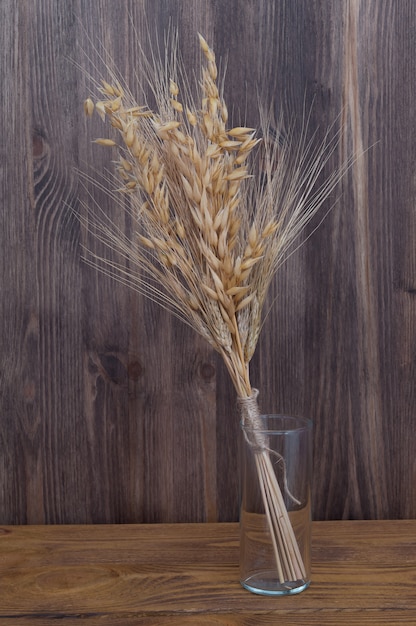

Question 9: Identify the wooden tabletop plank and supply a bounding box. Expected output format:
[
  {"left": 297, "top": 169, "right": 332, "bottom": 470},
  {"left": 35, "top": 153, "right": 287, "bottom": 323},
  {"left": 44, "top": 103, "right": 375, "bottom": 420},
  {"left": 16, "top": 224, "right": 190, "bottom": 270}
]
[{"left": 0, "top": 521, "right": 415, "bottom": 624}]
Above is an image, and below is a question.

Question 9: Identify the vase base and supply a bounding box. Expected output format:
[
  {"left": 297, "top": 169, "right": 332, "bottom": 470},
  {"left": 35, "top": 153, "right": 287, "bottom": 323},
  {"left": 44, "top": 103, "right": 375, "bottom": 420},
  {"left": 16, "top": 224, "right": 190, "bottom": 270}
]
[{"left": 241, "top": 572, "right": 310, "bottom": 596}]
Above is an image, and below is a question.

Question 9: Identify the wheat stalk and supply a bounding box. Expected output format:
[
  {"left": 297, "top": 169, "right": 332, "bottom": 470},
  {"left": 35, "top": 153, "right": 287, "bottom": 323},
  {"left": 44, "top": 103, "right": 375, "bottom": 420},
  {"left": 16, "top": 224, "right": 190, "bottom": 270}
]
[{"left": 81, "top": 31, "right": 347, "bottom": 586}]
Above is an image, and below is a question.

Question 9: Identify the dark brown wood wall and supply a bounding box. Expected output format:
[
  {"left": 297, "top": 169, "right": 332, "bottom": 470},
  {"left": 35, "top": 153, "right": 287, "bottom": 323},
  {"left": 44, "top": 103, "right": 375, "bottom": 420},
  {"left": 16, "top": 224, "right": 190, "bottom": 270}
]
[{"left": 1, "top": 0, "right": 415, "bottom": 524}]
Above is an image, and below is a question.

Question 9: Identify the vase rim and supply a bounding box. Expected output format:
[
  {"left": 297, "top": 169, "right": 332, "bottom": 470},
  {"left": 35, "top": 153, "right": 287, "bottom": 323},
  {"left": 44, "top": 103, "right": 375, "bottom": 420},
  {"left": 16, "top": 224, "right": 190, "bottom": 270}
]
[{"left": 241, "top": 414, "right": 312, "bottom": 434}]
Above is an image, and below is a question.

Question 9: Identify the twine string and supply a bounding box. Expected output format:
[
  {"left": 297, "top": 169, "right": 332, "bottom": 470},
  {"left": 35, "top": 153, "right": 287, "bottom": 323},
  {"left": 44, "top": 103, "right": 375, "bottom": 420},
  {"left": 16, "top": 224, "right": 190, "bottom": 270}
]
[
  {"left": 237, "top": 388, "right": 266, "bottom": 450},
  {"left": 238, "top": 390, "right": 301, "bottom": 506}
]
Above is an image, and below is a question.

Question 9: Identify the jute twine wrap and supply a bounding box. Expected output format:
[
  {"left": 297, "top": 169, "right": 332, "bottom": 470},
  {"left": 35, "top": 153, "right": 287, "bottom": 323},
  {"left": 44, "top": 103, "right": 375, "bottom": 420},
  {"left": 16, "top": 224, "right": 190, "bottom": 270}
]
[{"left": 237, "top": 389, "right": 268, "bottom": 451}]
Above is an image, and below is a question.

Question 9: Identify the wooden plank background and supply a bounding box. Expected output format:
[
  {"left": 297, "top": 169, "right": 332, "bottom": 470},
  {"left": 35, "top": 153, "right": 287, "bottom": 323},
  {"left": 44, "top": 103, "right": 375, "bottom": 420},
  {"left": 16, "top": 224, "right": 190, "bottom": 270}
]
[{"left": 0, "top": 0, "right": 415, "bottom": 524}]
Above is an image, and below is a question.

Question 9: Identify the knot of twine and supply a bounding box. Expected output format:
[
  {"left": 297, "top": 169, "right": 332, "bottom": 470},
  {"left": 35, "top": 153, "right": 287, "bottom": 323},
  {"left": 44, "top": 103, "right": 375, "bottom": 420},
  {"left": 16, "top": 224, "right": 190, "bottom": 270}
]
[{"left": 237, "top": 388, "right": 267, "bottom": 452}]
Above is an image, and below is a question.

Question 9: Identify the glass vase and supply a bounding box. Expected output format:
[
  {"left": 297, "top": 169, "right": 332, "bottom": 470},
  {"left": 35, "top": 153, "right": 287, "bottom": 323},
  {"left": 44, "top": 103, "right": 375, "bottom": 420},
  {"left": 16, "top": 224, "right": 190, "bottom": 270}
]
[{"left": 239, "top": 414, "right": 312, "bottom": 595}]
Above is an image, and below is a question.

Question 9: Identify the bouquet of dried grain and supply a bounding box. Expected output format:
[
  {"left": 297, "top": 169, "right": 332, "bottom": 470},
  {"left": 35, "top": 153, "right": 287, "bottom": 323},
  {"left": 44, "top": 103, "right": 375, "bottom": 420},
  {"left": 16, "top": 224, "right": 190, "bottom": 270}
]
[{"left": 82, "top": 32, "right": 346, "bottom": 587}]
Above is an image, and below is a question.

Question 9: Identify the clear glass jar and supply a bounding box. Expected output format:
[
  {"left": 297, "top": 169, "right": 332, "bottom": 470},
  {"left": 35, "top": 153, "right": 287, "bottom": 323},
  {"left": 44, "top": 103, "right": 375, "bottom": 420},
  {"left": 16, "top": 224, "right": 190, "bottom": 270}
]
[{"left": 240, "top": 415, "right": 312, "bottom": 595}]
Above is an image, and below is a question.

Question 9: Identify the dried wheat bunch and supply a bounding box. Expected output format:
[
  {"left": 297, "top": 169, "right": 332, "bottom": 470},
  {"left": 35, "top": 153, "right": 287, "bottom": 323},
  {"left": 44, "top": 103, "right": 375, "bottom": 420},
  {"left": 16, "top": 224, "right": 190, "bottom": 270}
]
[
  {"left": 83, "top": 33, "right": 343, "bottom": 400},
  {"left": 82, "top": 32, "right": 347, "bottom": 585}
]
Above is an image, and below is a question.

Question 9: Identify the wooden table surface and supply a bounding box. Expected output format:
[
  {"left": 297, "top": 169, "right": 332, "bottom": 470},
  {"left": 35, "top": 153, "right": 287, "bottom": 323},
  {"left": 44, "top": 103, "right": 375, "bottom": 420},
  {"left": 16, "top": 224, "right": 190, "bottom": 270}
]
[{"left": 0, "top": 520, "right": 415, "bottom": 625}]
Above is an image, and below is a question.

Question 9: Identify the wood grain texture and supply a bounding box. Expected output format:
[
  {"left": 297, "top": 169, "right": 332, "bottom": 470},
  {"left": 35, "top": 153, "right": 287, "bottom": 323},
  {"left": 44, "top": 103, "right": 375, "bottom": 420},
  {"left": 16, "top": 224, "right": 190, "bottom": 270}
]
[
  {"left": 0, "top": 0, "right": 415, "bottom": 524},
  {"left": 0, "top": 521, "right": 415, "bottom": 624}
]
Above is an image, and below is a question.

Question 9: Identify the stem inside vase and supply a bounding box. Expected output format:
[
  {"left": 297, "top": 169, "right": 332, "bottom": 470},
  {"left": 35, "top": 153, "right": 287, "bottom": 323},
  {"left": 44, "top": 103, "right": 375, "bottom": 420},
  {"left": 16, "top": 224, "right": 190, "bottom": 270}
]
[{"left": 239, "top": 407, "right": 312, "bottom": 596}]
